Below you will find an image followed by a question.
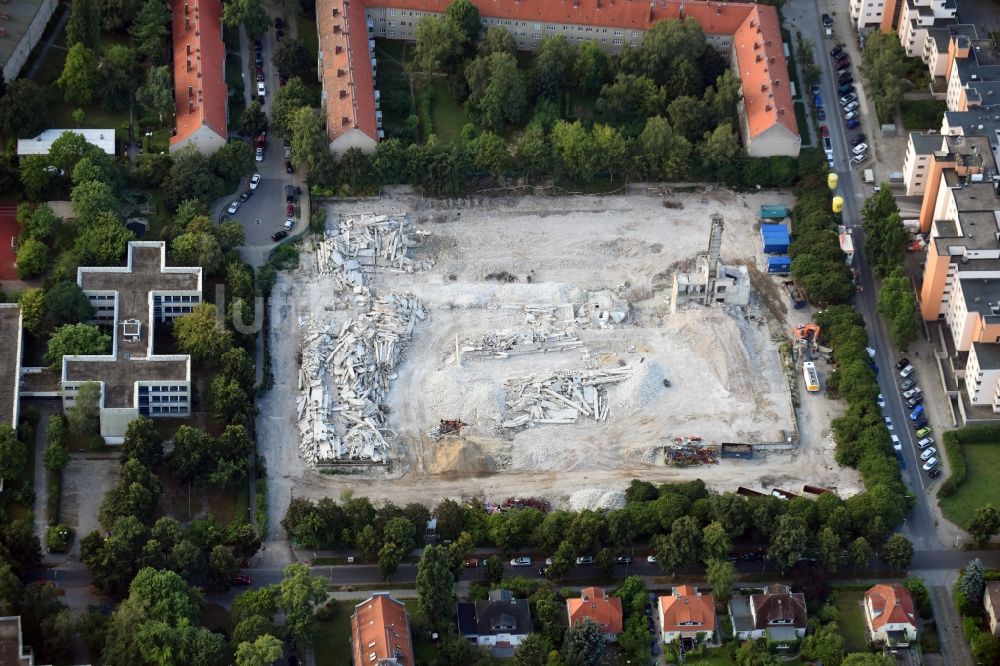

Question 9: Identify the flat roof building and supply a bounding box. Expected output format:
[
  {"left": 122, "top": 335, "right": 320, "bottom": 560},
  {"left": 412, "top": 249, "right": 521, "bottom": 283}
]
[
  {"left": 0, "top": 0, "right": 57, "bottom": 82},
  {"left": 0, "top": 305, "right": 23, "bottom": 429},
  {"left": 316, "top": 0, "right": 799, "bottom": 157},
  {"left": 60, "top": 242, "right": 201, "bottom": 443},
  {"left": 16, "top": 129, "right": 116, "bottom": 157}
]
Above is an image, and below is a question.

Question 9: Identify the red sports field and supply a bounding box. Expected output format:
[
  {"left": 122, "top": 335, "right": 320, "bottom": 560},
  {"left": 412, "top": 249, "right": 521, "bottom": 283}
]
[{"left": 0, "top": 206, "right": 18, "bottom": 280}]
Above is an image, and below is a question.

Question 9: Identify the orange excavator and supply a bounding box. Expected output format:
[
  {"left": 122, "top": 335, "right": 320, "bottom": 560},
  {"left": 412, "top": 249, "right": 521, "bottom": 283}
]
[{"left": 793, "top": 323, "right": 821, "bottom": 353}]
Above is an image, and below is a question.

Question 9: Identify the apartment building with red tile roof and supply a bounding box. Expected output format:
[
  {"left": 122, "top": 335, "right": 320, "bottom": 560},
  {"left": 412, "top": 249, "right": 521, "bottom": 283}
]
[
  {"left": 566, "top": 586, "right": 623, "bottom": 640},
  {"left": 864, "top": 583, "right": 918, "bottom": 646},
  {"left": 316, "top": 0, "right": 799, "bottom": 157},
  {"left": 171, "top": 0, "right": 228, "bottom": 154},
  {"left": 351, "top": 592, "right": 414, "bottom": 666}
]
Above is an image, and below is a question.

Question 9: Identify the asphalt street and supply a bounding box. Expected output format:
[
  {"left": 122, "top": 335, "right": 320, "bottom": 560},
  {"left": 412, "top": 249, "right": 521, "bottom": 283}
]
[{"left": 795, "top": 0, "right": 939, "bottom": 553}]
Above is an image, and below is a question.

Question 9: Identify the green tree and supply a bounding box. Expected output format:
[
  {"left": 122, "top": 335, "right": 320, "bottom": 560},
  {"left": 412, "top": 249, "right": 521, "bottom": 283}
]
[
  {"left": 701, "top": 521, "right": 731, "bottom": 562},
  {"left": 67, "top": 0, "right": 101, "bottom": 50},
  {"left": 817, "top": 525, "right": 842, "bottom": 572},
  {"left": 0, "top": 425, "right": 27, "bottom": 484},
  {"left": 665, "top": 515, "right": 701, "bottom": 571},
  {"left": 465, "top": 52, "right": 527, "bottom": 131},
  {"left": 235, "top": 634, "right": 283, "bottom": 666},
  {"left": 968, "top": 504, "right": 1000, "bottom": 548},
  {"left": 550, "top": 120, "right": 596, "bottom": 182},
  {"left": 130, "top": 0, "right": 171, "bottom": 64},
  {"left": 847, "top": 536, "right": 872, "bottom": 571},
  {"left": 591, "top": 123, "right": 629, "bottom": 182},
  {"left": 289, "top": 107, "right": 329, "bottom": 170},
  {"left": 596, "top": 74, "right": 663, "bottom": 136},
  {"left": 862, "top": 188, "right": 906, "bottom": 277},
  {"left": 881, "top": 533, "right": 913, "bottom": 570},
  {"left": 44, "top": 324, "right": 111, "bottom": 369},
  {"left": 595, "top": 547, "right": 614, "bottom": 581},
  {"left": 412, "top": 16, "right": 466, "bottom": 73},
  {"left": 135, "top": 66, "right": 175, "bottom": 125},
  {"left": 101, "top": 45, "right": 137, "bottom": 111},
  {"left": 801, "top": 626, "right": 845, "bottom": 666},
  {"left": 43, "top": 415, "right": 69, "bottom": 473},
  {"left": 513, "top": 633, "right": 552, "bottom": 666},
  {"left": 532, "top": 35, "right": 573, "bottom": 100},
  {"left": 382, "top": 517, "right": 417, "bottom": 554},
  {"left": 561, "top": 617, "right": 604, "bottom": 666},
  {"left": 446, "top": 0, "right": 481, "bottom": 44},
  {"left": 269, "top": 77, "right": 318, "bottom": 138},
  {"left": 70, "top": 180, "right": 118, "bottom": 227},
  {"left": 168, "top": 425, "right": 213, "bottom": 482},
  {"left": 548, "top": 540, "right": 575, "bottom": 581},
  {"left": 468, "top": 131, "right": 511, "bottom": 177},
  {"left": 416, "top": 544, "right": 456, "bottom": 628},
  {"left": 100, "top": 0, "right": 141, "bottom": 31},
  {"left": 170, "top": 231, "right": 223, "bottom": 274},
  {"left": 769, "top": 515, "right": 807, "bottom": 572},
  {"left": 173, "top": 302, "right": 233, "bottom": 362},
  {"left": 276, "top": 563, "right": 328, "bottom": 651},
  {"left": 378, "top": 542, "right": 404, "bottom": 580},
  {"left": 574, "top": 41, "right": 611, "bottom": 95},
  {"left": 99, "top": 457, "right": 161, "bottom": 528},
  {"left": 272, "top": 39, "right": 313, "bottom": 80},
  {"left": 42, "top": 281, "right": 93, "bottom": 331},
  {"left": 121, "top": 416, "right": 164, "bottom": 469},
  {"left": 66, "top": 381, "right": 101, "bottom": 437},
  {"left": 637, "top": 17, "right": 706, "bottom": 86},
  {"left": 706, "top": 558, "right": 736, "bottom": 602},
  {"left": 0, "top": 80, "right": 52, "bottom": 140},
  {"left": 483, "top": 554, "right": 503, "bottom": 585},
  {"left": 15, "top": 239, "right": 48, "bottom": 279},
  {"left": 479, "top": 26, "right": 516, "bottom": 57},
  {"left": 222, "top": 0, "right": 270, "bottom": 38},
  {"left": 960, "top": 558, "right": 985, "bottom": 613},
  {"left": 638, "top": 116, "right": 690, "bottom": 180},
  {"left": 210, "top": 140, "right": 256, "bottom": 183},
  {"left": 57, "top": 44, "right": 100, "bottom": 106},
  {"left": 18, "top": 288, "right": 45, "bottom": 334},
  {"left": 239, "top": 101, "right": 269, "bottom": 138},
  {"left": 861, "top": 31, "right": 907, "bottom": 122},
  {"left": 876, "top": 267, "right": 918, "bottom": 350},
  {"left": 72, "top": 213, "right": 135, "bottom": 266}
]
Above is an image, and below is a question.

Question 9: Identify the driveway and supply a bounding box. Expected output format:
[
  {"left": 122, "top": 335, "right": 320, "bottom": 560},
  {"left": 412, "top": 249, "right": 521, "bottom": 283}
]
[{"left": 929, "top": 584, "right": 973, "bottom": 665}]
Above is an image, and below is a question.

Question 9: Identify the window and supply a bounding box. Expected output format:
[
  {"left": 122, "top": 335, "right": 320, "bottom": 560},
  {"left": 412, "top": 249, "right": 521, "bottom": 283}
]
[
  {"left": 613, "top": 38, "right": 622, "bottom": 46},
  {"left": 389, "top": 30, "right": 395, "bottom": 36},
  {"left": 534, "top": 23, "right": 541, "bottom": 30},
  {"left": 614, "top": 29, "right": 623, "bottom": 36},
  {"left": 388, "top": 9, "right": 395, "bottom": 15}
]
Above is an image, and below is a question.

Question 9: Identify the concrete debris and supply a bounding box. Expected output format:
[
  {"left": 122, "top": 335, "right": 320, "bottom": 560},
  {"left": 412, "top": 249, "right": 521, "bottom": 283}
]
[
  {"left": 314, "top": 213, "right": 430, "bottom": 289},
  {"left": 297, "top": 291, "right": 426, "bottom": 464},
  {"left": 568, "top": 488, "right": 626, "bottom": 512},
  {"left": 501, "top": 367, "right": 631, "bottom": 428}
]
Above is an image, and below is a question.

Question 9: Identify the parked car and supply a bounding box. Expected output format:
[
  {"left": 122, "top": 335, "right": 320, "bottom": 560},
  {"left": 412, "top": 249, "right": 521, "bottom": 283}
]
[
  {"left": 276, "top": 29, "right": 284, "bottom": 41},
  {"left": 901, "top": 377, "right": 917, "bottom": 390},
  {"left": 916, "top": 425, "right": 933, "bottom": 438},
  {"left": 271, "top": 230, "right": 288, "bottom": 242},
  {"left": 810, "top": 85, "right": 821, "bottom": 96},
  {"left": 284, "top": 145, "right": 292, "bottom": 159},
  {"left": 830, "top": 46, "right": 844, "bottom": 58},
  {"left": 233, "top": 574, "right": 251, "bottom": 585},
  {"left": 838, "top": 72, "right": 853, "bottom": 84},
  {"left": 813, "top": 92, "right": 824, "bottom": 109},
  {"left": 909, "top": 405, "right": 925, "bottom": 420},
  {"left": 575, "top": 555, "right": 595, "bottom": 566},
  {"left": 835, "top": 54, "right": 850, "bottom": 67},
  {"left": 254, "top": 51, "right": 263, "bottom": 67},
  {"left": 883, "top": 416, "right": 894, "bottom": 431},
  {"left": 895, "top": 357, "right": 911, "bottom": 370},
  {"left": 463, "top": 559, "right": 479, "bottom": 568},
  {"left": 822, "top": 13, "right": 833, "bottom": 27},
  {"left": 840, "top": 93, "right": 858, "bottom": 106},
  {"left": 255, "top": 147, "right": 263, "bottom": 161},
  {"left": 844, "top": 110, "right": 859, "bottom": 122},
  {"left": 253, "top": 39, "right": 262, "bottom": 52},
  {"left": 274, "top": 16, "right": 283, "bottom": 28},
  {"left": 851, "top": 134, "right": 867, "bottom": 146},
  {"left": 922, "top": 457, "right": 938, "bottom": 471},
  {"left": 823, "top": 136, "right": 833, "bottom": 154},
  {"left": 286, "top": 184, "right": 296, "bottom": 202},
  {"left": 912, "top": 418, "right": 929, "bottom": 430},
  {"left": 538, "top": 567, "right": 548, "bottom": 576},
  {"left": 838, "top": 83, "right": 855, "bottom": 95},
  {"left": 818, "top": 108, "right": 827, "bottom": 121},
  {"left": 928, "top": 467, "right": 942, "bottom": 479},
  {"left": 899, "top": 364, "right": 915, "bottom": 378},
  {"left": 852, "top": 142, "right": 868, "bottom": 155},
  {"left": 286, "top": 202, "right": 295, "bottom": 216},
  {"left": 851, "top": 153, "right": 868, "bottom": 165},
  {"left": 820, "top": 125, "right": 830, "bottom": 138},
  {"left": 227, "top": 200, "right": 241, "bottom": 214},
  {"left": 891, "top": 434, "right": 901, "bottom": 451},
  {"left": 843, "top": 100, "right": 860, "bottom": 113},
  {"left": 903, "top": 387, "right": 921, "bottom": 398},
  {"left": 646, "top": 555, "right": 657, "bottom": 563},
  {"left": 615, "top": 555, "right": 633, "bottom": 564},
  {"left": 877, "top": 393, "right": 886, "bottom": 408},
  {"left": 845, "top": 117, "right": 860, "bottom": 129},
  {"left": 920, "top": 447, "right": 937, "bottom": 461},
  {"left": 257, "top": 81, "right": 266, "bottom": 98},
  {"left": 284, "top": 218, "right": 294, "bottom": 231},
  {"left": 250, "top": 173, "right": 261, "bottom": 189},
  {"left": 285, "top": 160, "right": 294, "bottom": 173},
  {"left": 510, "top": 557, "right": 532, "bottom": 567},
  {"left": 917, "top": 436, "right": 935, "bottom": 449}
]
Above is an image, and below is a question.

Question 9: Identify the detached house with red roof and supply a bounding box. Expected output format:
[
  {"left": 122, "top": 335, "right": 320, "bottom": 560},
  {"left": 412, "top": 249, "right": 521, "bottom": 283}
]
[
  {"left": 315, "top": 0, "right": 799, "bottom": 157},
  {"left": 566, "top": 587, "right": 624, "bottom": 642},
  {"left": 351, "top": 592, "right": 414, "bottom": 666},
  {"left": 864, "top": 583, "right": 918, "bottom": 647},
  {"left": 658, "top": 585, "right": 716, "bottom": 646},
  {"left": 171, "top": 0, "right": 228, "bottom": 154}
]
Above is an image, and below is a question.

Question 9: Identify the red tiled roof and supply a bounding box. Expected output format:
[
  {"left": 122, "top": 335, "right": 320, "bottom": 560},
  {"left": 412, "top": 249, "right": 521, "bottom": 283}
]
[
  {"left": 351, "top": 593, "right": 414, "bottom": 666},
  {"left": 659, "top": 585, "right": 716, "bottom": 633},
  {"left": 865, "top": 584, "right": 917, "bottom": 631},
  {"left": 566, "top": 586, "right": 624, "bottom": 635},
  {"left": 318, "top": 0, "right": 797, "bottom": 145},
  {"left": 318, "top": 0, "right": 380, "bottom": 145},
  {"left": 171, "top": 0, "right": 228, "bottom": 146}
]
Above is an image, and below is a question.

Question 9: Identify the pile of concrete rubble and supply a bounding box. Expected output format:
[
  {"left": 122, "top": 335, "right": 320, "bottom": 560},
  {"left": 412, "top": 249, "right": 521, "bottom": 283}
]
[
  {"left": 314, "top": 213, "right": 429, "bottom": 289},
  {"left": 297, "top": 291, "right": 426, "bottom": 463},
  {"left": 460, "top": 328, "right": 583, "bottom": 359},
  {"left": 501, "top": 367, "right": 632, "bottom": 428}
]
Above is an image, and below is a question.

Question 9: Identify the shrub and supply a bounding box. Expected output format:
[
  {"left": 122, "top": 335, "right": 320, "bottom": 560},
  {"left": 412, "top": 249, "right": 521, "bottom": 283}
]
[{"left": 46, "top": 524, "right": 73, "bottom": 553}]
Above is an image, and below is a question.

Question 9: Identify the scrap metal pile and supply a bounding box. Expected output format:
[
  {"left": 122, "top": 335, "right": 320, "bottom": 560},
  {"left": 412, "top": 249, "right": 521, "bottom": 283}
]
[
  {"left": 314, "top": 213, "right": 428, "bottom": 290},
  {"left": 297, "top": 292, "right": 426, "bottom": 463},
  {"left": 500, "top": 367, "right": 631, "bottom": 428}
]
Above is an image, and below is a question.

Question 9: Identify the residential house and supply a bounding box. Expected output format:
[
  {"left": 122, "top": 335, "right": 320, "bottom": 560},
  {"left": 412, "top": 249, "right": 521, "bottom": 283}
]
[
  {"left": 658, "top": 585, "right": 716, "bottom": 646},
  {"left": 16, "top": 129, "right": 115, "bottom": 157},
  {"left": 864, "top": 583, "right": 918, "bottom": 646},
  {"left": 566, "top": 587, "right": 623, "bottom": 642},
  {"left": 170, "top": 0, "right": 228, "bottom": 154},
  {"left": 729, "top": 584, "right": 807, "bottom": 649},
  {"left": 985, "top": 581, "right": 1000, "bottom": 637},
  {"left": 315, "top": 0, "right": 799, "bottom": 157},
  {"left": 456, "top": 589, "right": 531, "bottom": 658},
  {"left": 60, "top": 242, "right": 201, "bottom": 443},
  {"left": 351, "top": 592, "right": 414, "bottom": 666}
]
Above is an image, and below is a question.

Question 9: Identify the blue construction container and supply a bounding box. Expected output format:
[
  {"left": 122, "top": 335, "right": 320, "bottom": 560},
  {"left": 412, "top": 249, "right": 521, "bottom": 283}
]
[
  {"left": 761, "top": 224, "right": 790, "bottom": 254},
  {"left": 767, "top": 256, "right": 791, "bottom": 274}
]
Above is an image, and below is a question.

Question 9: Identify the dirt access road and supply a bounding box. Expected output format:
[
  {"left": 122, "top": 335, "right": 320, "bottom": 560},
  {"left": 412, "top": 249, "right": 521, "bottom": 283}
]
[{"left": 256, "top": 189, "right": 859, "bottom": 537}]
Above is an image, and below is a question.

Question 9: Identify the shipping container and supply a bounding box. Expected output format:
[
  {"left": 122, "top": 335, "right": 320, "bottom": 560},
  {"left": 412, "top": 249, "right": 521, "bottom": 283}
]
[
  {"left": 767, "top": 256, "right": 791, "bottom": 274},
  {"left": 761, "top": 225, "right": 790, "bottom": 254},
  {"left": 760, "top": 205, "right": 789, "bottom": 220}
]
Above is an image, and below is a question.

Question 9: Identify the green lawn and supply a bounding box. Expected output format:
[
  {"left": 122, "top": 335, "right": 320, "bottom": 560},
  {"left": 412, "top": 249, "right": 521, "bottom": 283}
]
[
  {"left": 833, "top": 590, "right": 869, "bottom": 653},
  {"left": 427, "top": 78, "right": 468, "bottom": 143},
  {"left": 298, "top": 14, "right": 319, "bottom": 61},
  {"left": 900, "top": 99, "right": 947, "bottom": 130},
  {"left": 939, "top": 441, "right": 1000, "bottom": 528},
  {"left": 314, "top": 601, "right": 353, "bottom": 664}
]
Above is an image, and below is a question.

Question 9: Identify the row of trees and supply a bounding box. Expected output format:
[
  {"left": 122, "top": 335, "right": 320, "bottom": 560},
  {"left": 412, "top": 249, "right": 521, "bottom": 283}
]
[
  {"left": 954, "top": 559, "right": 1000, "bottom": 664},
  {"left": 860, "top": 31, "right": 909, "bottom": 123},
  {"left": 862, "top": 187, "right": 918, "bottom": 350},
  {"left": 789, "top": 187, "right": 855, "bottom": 306},
  {"left": 285, "top": 472, "right": 916, "bottom": 579}
]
